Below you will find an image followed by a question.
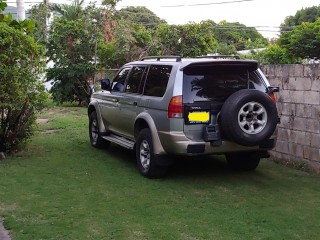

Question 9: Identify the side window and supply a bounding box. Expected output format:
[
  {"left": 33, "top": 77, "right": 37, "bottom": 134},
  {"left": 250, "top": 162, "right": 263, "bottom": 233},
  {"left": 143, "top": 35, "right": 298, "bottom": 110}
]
[
  {"left": 144, "top": 65, "right": 172, "bottom": 97},
  {"left": 125, "top": 66, "right": 146, "bottom": 94},
  {"left": 112, "top": 68, "right": 130, "bottom": 92}
]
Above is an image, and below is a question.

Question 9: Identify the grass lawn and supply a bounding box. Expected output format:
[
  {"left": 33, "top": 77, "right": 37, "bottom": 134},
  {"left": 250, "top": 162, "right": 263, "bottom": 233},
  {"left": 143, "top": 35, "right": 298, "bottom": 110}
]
[{"left": 0, "top": 106, "right": 320, "bottom": 240}]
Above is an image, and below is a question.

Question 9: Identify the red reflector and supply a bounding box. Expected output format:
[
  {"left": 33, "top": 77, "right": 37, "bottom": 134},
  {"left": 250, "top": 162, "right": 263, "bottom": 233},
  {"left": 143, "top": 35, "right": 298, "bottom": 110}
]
[
  {"left": 168, "top": 96, "right": 183, "bottom": 118},
  {"left": 268, "top": 92, "right": 277, "bottom": 104}
]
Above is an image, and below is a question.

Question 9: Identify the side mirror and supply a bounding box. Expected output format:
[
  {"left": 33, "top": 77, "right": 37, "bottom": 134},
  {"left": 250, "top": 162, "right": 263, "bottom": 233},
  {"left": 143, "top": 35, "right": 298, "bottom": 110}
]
[{"left": 101, "top": 79, "right": 111, "bottom": 91}]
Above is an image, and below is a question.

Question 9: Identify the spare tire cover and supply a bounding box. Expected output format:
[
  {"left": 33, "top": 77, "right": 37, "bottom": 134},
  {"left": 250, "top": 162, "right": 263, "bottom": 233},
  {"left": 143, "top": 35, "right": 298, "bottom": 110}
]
[{"left": 219, "top": 89, "right": 278, "bottom": 146}]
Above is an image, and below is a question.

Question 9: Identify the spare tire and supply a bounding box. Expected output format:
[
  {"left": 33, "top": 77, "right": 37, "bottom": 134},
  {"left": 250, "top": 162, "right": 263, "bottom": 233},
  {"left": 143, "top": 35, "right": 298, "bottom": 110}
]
[{"left": 219, "top": 89, "right": 278, "bottom": 146}]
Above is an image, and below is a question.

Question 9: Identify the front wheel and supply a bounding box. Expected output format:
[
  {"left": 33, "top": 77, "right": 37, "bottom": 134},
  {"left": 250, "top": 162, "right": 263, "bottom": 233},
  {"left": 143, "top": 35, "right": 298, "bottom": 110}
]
[
  {"left": 89, "top": 111, "right": 110, "bottom": 149},
  {"left": 225, "top": 152, "right": 260, "bottom": 171},
  {"left": 136, "top": 129, "right": 167, "bottom": 178}
]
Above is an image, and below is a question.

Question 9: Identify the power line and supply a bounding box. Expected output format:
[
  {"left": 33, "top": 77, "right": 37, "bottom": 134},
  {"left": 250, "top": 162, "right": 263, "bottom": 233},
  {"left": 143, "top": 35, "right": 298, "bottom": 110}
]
[
  {"left": 161, "top": 0, "right": 257, "bottom": 7},
  {"left": 118, "top": 0, "right": 258, "bottom": 8}
]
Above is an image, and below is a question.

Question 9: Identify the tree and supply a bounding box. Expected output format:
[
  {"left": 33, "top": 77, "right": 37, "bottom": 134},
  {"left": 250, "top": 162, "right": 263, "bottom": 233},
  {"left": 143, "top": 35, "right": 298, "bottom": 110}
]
[
  {"left": 215, "top": 42, "right": 237, "bottom": 55},
  {"left": 259, "top": 45, "right": 292, "bottom": 64},
  {"left": 28, "top": 3, "right": 50, "bottom": 44},
  {"left": 281, "top": 5, "right": 320, "bottom": 28},
  {"left": 278, "top": 18, "right": 320, "bottom": 59},
  {"left": 148, "top": 23, "right": 180, "bottom": 56},
  {"left": 212, "top": 21, "right": 268, "bottom": 51},
  {"left": 0, "top": 0, "right": 35, "bottom": 33},
  {"left": 115, "top": 6, "right": 165, "bottom": 28},
  {"left": 149, "top": 21, "right": 217, "bottom": 57},
  {"left": 47, "top": 17, "right": 97, "bottom": 104},
  {"left": 0, "top": 18, "right": 47, "bottom": 153},
  {"left": 113, "top": 20, "right": 152, "bottom": 63},
  {"left": 46, "top": 0, "right": 119, "bottom": 104}
]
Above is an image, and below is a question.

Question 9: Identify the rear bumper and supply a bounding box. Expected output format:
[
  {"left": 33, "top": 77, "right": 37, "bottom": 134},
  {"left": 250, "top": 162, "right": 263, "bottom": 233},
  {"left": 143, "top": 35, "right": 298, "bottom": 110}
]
[{"left": 158, "top": 130, "right": 277, "bottom": 156}]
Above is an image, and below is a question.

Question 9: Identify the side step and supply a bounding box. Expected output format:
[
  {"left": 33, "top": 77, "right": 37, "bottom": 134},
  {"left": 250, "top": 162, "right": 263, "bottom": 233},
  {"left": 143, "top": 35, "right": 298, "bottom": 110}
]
[{"left": 102, "top": 134, "right": 135, "bottom": 150}]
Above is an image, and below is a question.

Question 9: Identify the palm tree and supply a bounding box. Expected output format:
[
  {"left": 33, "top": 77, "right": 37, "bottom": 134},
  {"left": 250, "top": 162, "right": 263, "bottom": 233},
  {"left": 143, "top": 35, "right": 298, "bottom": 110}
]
[{"left": 51, "top": 0, "right": 84, "bottom": 20}]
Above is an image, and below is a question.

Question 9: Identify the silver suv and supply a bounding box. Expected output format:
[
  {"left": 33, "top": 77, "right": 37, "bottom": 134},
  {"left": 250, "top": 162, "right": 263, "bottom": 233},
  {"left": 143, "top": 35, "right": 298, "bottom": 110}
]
[{"left": 88, "top": 56, "right": 279, "bottom": 178}]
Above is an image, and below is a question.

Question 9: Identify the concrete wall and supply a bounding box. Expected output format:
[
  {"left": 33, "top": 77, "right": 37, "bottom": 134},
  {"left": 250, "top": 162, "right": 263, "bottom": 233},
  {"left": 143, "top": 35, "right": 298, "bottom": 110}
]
[{"left": 261, "top": 64, "right": 320, "bottom": 172}]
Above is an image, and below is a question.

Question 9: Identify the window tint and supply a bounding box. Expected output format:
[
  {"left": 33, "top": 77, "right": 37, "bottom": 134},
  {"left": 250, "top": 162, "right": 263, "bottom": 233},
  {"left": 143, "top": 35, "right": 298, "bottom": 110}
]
[
  {"left": 183, "top": 65, "right": 265, "bottom": 103},
  {"left": 112, "top": 68, "right": 130, "bottom": 92},
  {"left": 125, "top": 66, "right": 146, "bottom": 94},
  {"left": 143, "top": 65, "right": 172, "bottom": 97}
]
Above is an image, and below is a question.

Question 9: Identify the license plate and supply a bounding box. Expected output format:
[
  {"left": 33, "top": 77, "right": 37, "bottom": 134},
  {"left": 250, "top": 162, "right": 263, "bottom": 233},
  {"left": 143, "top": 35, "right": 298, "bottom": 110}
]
[{"left": 188, "top": 111, "right": 210, "bottom": 124}]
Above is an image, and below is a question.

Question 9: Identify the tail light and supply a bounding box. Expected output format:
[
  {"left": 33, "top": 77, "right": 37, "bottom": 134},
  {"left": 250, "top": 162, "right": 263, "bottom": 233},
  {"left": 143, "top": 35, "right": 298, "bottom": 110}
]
[
  {"left": 267, "top": 86, "right": 279, "bottom": 104},
  {"left": 268, "top": 92, "right": 277, "bottom": 104},
  {"left": 168, "top": 95, "right": 183, "bottom": 118}
]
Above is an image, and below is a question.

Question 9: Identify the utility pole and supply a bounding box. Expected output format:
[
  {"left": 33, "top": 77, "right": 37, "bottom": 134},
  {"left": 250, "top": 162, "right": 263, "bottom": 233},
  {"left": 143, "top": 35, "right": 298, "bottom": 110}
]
[
  {"left": 44, "top": 0, "right": 49, "bottom": 40},
  {"left": 16, "top": 0, "right": 25, "bottom": 20}
]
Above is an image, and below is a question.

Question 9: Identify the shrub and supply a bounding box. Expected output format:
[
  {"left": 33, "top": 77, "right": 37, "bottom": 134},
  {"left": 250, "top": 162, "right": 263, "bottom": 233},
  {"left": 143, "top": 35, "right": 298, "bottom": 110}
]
[{"left": 0, "top": 23, "right": 47, "bottom": 153}]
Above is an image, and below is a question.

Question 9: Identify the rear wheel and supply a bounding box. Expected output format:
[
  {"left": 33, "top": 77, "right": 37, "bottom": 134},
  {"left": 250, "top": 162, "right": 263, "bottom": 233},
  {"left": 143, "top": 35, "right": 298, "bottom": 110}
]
[
  {"left": 225, "top": 152, "right": 260, "bottom": 171},
  {"left": 89, "top": 111, "right": 110, "bottom": 149},
  {"left": 136, "top": 129, "right": 167, "bottom": 178}
]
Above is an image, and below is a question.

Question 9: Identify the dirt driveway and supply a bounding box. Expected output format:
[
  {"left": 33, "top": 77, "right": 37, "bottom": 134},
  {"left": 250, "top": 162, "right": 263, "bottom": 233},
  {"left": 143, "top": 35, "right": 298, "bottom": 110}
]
[{"left": 0, "top": 218, "right": 10, "bottom": 240}]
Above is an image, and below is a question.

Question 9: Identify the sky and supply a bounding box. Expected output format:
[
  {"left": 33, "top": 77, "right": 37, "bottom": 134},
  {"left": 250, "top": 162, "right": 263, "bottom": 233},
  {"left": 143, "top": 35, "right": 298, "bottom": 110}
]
[
  {"left": 6, "top": 0, "right": 320, "bottom": 38},
  {"left": 116, "top": 0, "right": 320, "bottom": 38}
]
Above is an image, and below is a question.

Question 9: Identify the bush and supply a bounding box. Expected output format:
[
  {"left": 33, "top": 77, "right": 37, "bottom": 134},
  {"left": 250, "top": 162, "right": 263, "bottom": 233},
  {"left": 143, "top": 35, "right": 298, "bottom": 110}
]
[
  {"left": 0, "top": 23, "right": 47, "bottom": 153},
  {"left": 260, "top": 44, "right": 296, "bottom": 64}
]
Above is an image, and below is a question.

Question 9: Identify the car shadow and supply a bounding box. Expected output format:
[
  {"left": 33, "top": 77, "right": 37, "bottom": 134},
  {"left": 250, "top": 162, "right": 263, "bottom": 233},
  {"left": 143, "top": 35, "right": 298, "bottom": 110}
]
[{"left": 101, "top": 144, "right": 269, "bottom": 182}]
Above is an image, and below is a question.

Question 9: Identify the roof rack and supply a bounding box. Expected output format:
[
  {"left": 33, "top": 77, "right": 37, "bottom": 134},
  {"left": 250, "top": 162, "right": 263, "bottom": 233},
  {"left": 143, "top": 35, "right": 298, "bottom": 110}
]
[
  {"left": 195, "top": 55, "right": 240, "bottom": 60},
  {"left": 140, "top": 56, "right": 182, "bottom": 62}
]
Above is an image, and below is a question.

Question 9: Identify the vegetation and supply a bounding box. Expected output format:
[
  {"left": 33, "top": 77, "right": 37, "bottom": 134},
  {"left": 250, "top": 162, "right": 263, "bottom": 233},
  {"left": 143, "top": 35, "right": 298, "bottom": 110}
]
[
  {"left": 148, "top": 21, "right": 218, "bottom": 57},
  {"left": 261, "top": 5, "right": 320, "bottom": 64},
  {"left": 281, "top": 5, "right": 320, "bottom": 28},
  {"left": 212, "top": 20, "right": 268, "bottom": 51},
  {"left": 0, "top": 0, "right": 47, "bottom": 154},
  {"left": 278, "top": 18, "right": 320, "bottom": 59},
  {"left": 47, "top": 17, "right": 97, "bottom": 105},
  {"left": 46, "top": 0, "right": 118, "bottom": 104},
  {"left": 28, "top": 3, "right": 50, "bottom": 44},
  {"left": 115, "top": 6, "right": 165, "bottom": 28},
  {"left": 0, "top": 0, "right": 35, "bottom": 33},
  {"left": 0, "top": 106, "right": 320, "bottom": 239},
  {"left": 9, "top": 0, "right": 320, "bottom": 109}
]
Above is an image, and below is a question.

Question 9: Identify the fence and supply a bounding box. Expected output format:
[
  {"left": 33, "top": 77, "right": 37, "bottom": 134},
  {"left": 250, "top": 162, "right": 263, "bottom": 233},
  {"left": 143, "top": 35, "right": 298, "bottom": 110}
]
[{"left": 261, "top": 64, "right": 320, "bottom": 172}]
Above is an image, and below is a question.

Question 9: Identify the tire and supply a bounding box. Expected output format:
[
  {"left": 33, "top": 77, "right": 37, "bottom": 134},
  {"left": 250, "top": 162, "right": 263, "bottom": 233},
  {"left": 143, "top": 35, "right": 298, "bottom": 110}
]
[
  {"left": 226, "top": 153, "right": 260, "bottom": 171},
  {"left": 89, "top": 111, "right": 110, "bottom": 149},
  {"left": 136, "top": 129, "right": 167, "bottom": 179},
  {"left": 220, "top": 89, "right": 278, "bottom": 146}
]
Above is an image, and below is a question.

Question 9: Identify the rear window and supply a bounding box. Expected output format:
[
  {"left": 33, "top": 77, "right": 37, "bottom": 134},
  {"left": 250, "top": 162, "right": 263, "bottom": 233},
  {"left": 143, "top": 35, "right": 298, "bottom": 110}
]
[
  {"left": 143, "top": 65, "right": 172, "bottom": 97},
  {"left": 183, "top": 65, "right": 266, "bottom": 103}
]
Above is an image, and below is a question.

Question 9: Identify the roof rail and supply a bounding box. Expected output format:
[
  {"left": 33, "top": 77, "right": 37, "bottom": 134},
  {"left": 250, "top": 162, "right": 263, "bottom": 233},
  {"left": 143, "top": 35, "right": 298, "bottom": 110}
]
[
  {"left": 195, "top": 55, "right": 240, "bottom": 60},
  {"left": 140, "top": 56, "right": 182, "bottom": 62}
]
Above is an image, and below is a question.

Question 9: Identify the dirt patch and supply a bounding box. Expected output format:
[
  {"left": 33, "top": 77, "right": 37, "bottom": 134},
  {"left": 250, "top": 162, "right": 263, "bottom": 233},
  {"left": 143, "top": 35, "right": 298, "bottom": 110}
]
[
  {"left": 41, "top": 129, "right": 57, "bottom": 134},
  {"left": 0, "top": 218, "right": 10, "bottom": 240},
  {"left": 36, "top": 118, "right": 49, "bottom": 124}
]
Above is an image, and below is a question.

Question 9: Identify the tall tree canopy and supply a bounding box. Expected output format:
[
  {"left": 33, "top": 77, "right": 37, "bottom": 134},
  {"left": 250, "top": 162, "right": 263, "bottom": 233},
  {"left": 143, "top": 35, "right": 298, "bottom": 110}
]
[
  {"left": 278, "top": 18, "right": 320, "bottom": 59},
  {"left": 46, "top": 0, "right": 119, "bottom": 104},
  {"left": 148, "top": 21, "right": 218, "bottom": 57},
  {"left": 281, "top": 5, "right": 320, "bottom": 28},
  {"left": 274, "top": 5, "right": 320, "bottom": 62},
  {"left": 115, "top": 6, "right": 165, "bottom": 28},
  {"left": 212, "top": 21, "right": 268, "bottom": 51}
]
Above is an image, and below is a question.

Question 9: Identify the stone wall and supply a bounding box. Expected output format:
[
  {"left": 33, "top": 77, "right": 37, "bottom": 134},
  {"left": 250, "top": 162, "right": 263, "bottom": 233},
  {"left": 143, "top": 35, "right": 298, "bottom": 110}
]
[{"left": 261, "top": 64, "right": 320, "bottom": 172}]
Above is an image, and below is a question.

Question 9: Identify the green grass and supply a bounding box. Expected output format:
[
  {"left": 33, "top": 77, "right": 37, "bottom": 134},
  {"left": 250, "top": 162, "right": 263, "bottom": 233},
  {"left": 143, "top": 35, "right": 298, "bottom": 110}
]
[{"left": 0, "top": 106, "right": 320, "bottom": 239}]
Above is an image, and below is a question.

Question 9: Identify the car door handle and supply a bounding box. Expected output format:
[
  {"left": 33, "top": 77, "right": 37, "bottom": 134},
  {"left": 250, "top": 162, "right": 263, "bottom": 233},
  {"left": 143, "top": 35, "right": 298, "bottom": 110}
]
[{"left": 111, "top": 98, "right": 119, "bottom": 102}]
